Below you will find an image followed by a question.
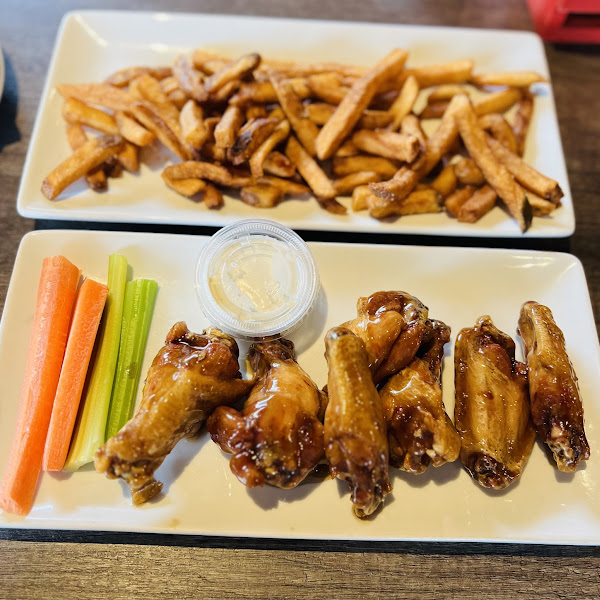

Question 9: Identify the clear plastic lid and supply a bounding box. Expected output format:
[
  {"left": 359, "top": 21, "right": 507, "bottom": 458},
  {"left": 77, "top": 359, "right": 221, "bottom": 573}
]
[{"left": 196, "top": 219, "right": 320, "bottom": 341}]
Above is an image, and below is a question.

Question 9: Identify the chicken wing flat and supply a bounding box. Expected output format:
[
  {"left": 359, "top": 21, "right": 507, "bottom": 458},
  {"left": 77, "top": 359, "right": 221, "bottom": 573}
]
[
  {"left": 454, "top": 316, "right": 535, "bottom": 490},
  {"left": 324, "top": 327, "right": 391, "bottom": 518},
  {"left": 518, "top": 301, "right": 590, "bottom": 472},
  {"left": 379, "top": 319, "right": 460, "bottom": 474},
  {"left": 343, "top": 291, "right": 431, "bottom": 384},
  {"left": 95, "top": 322, "right": 254, "bottom": 504},
  {"left": 207, "top": 338, "right": 327, "bottom": 489}
]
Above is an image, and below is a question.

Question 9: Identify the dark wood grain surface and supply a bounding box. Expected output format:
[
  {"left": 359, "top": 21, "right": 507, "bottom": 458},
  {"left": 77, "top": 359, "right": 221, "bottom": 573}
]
[{"left": 1, "top": 1, "right": 599, "bottom": 598}]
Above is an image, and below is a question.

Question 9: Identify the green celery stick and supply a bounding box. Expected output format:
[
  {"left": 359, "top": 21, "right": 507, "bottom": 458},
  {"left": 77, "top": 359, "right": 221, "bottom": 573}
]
[
  {"left": 64, "top": 254, "right": 128, "bottom": 471},
  {"left": 105, "top": 278, "right": 158, "bottom": 440}
]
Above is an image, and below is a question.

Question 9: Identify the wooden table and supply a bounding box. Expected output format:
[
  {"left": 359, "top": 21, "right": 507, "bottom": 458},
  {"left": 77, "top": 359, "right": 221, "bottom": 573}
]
[{"left": 1, "top": 1, "right": 599, "bottom": 598}]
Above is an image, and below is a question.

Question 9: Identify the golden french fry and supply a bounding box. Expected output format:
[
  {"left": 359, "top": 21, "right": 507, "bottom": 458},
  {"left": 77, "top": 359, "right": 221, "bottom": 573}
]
[
  {"left": 404, "top": 59, "right": 474, "bottom": 88},
  {"left": 209, "top": 80, "right": 240, "bottom": 103},
  {"left": 249, "top": 120, "right": 291, "bottom": 177},
  {"left": 105, "top": 66, "right": 172, "bottom": 88},
  {"left": 117, "top": 141, "right": 140, "bottom": 172},
  {"left": 62, "top": 97, "right": 119, "bottom": 135},
  {"left": 359, "top": 110, "right": 394, "bottom": 130},
  {"left": 333, "top": 155, "right": 398, "bottom": 178},
  {"left": 65, "top": 123, "right": 108, "bottom": 192},
  {"left": 173, "top": 54, "right": 206, "bottom": 102},
  {"left": 228, "top": 118, "right": 279, "bottom": 166},
  {"left": 162, "top": 172, "right": 207, "bottom": 197},
  {"left": 203, "top": 183, "right": 224, "bottom": 209},
  {"left": 201, "top": 53, "right": 261, "bottom": 100},
  {"left": 191, "top": 49, "right": 231, "bottom": 69},
  {"left": 333, "top": 171, "right": 382, "bottom": 195},
  {"left": 42, "top": 134, "right": 124, "bottom": 200},
  {"left": 486, "top": 135, "right": 563, "bottom": 205},
  {"left": 444, "top": 185, "right": 476, "bottom": 217},
  {"left": 353, "top": 130, "right": 420, "bottom": 163},
  {"left": 306, "top": 72, "right": 349, "bottom": 104},
  {"left": 163, "top": 161, "right": 251, "bottom": 188},
  {"left": 316, "top": 48, "right": 408, "bottom": 160},
  {"left": 369, "top": 165, "right": 419, "bottom": 204},
  {"left": 214, "top": 106, "right": 244, "bottom": 150},
  {"left": 454, "top": 156, "right": 485, "bottom": 186},
  {"left": 478, "top": 112, "right": 518, "bottom": 154},
  {"left": 368, "top": 187, "right": 442, "bottom": 218},
  {"left": 256, "top": 175, "right": 309, "bottom": 196},
  {"left": 159, "top": 76, "right": 181, "bottom": 95},
  {"left": 453, "top": 95, "right": 531, "bottom": 232},
  {"left": 285, "top": 135, "right": 337, "bottom": 200},
  {"left": 334, "top": 139, "right": 360, "bottom": 157},
  {"left": 115, "top": 110, "right": 155, "bottom": 146},
  {"left": 420, "top": 100, "right": 450, "bottom": 120},
  {"left": 240, "top": 183, "right": 283, "bottom": 208},
  {"left": 473, "top": 87, "right": 522, "bottom": 116},
  {"left": 527, "top": 192, "right": 558, "bottom": 216},
  {"left": 431, "top": 164, "right": 458, "bottom": 197},
  {"left": 305, "top": 102, "right": 336, "bottom": 125},
  {"left": 400, "top": 114, "right": 427, "bottom": 148},
  {"left": 246, "top": 105, "right": 268, "bottom": 120},
  {"left": 457, "top": 185, "right": 497, "bottom": 223},
  {"left": 258, "top": 60, "right": 367, "bottom": 80},
  {"left": 262, "top": 151, "right": 296, "bottom": 178},
  {"left": 387, "top": 74, "right": 419, "bottom": 131},
  {"left": 428, "top": 84, "right": 471, "bottom": 102},
  {"left": 199, "top": 59, "right": 229, "bottom": 75},
  {"left": 180, "top": 100, "right": 209, "bottom": 149},
  {"left": 133, "top": 74, "right": 182, "bottom": 136},
  {"left": 56, "top": 83, "right": 134, "bottom": 112},
  {"left": 513, "top": 92, "right": 534, "bottom": 156},
  {"left": 471, "top": 71, "right": 547, "bottom": 87},
  {"left": 351, "top": 185, "right": 375, "bottom": 211}
]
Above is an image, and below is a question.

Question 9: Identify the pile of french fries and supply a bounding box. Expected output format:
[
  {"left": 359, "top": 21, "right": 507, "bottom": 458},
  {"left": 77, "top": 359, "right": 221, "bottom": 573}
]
[{"left": 42, "top": 48, "right": 563, "bottom": 231}]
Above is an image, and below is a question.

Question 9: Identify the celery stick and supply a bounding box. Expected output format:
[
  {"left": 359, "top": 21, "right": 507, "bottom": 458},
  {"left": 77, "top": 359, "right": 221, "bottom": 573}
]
[
  {"left": 64, "top": 254, "right": 128, "bottom": 471},
  {"left": 105, "top": 278, "right": 158, "bottom": 440}
]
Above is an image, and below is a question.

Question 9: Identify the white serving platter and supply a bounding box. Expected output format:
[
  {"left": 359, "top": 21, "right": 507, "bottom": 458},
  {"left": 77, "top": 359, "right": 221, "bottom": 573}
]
[
  {"left": 0, "top": 229, "right": 599, "bottom": 544},
  {"left": 16, "top": 10, "right": 574, "bottom": 238}
]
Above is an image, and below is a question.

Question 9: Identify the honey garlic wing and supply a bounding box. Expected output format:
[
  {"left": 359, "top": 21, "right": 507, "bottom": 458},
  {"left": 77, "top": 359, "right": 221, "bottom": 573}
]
[
  {"left": 343, "top": 291, "right": 431, "bottom": 383},
  {"left": 94, "top": 322, "right": 254, "bottom": 505},
  {"left": 518, "top": 301, "right": 590, "bottom": 472},
  {"left": 324, "top": 327, "right": 391, "bottom": 518},
  {"left": 207, "top": 338, "right": 327, "bottom": 489},
  {"left": 454, "top": 316, "right": 535, "bottom": 490},
  {"left": 380, "top": 319, "right": 460, "bottom": 474}
]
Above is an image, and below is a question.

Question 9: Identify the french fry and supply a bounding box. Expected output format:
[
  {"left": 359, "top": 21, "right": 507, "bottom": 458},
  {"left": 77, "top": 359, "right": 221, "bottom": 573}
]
[
  {"left": 444, "top": 185, "right": 476, "bottom": 217},
  {"left": 285, "top": 135, "right": 337, "bottom": 200},
  {"left": 478, "top": 112, "right": 518, "bottom": 154},
  {"left": 334, "top": 139, "right": 359, "bottom": 157},
  {"left": 270, "top": 74, "right": 320, "bottom": 156},
  {"left": 420, "top": 100, "right": 450, "bottom": 120},
  {"left": 42, "top": 134, "right": 124, "bottom": 200},
  {"left": 486, "top": 135, "right": 563, "bottom": 205},
  {"left": 334, "top": 171, "right": 381, "bottom": 195},
  {"left": 62, "top": 97, "right": 119, "bottom": 135},
  {"left": 431, "top": 164, "right": 458, "bottom": 197},
  {"left": 132, "top": 74, "right": 182, "bottom": 136},
  {"left": 203, "top": 183, "right": 224, "bottom": 209},
  {"left": 359, "top": 110, "right": 394, "bottom": 130},
  {"left": 471, "top": 71, "right": 547, "bottom": 87},
  {"left": 428, "top": 84, "right": 471, "bottom": 102},
  {"left": 214, "top": 106, "right": 245, "bottom": 150},
  {"left": 249, "top": 120, "right": 291, "bottom": 177},
  {"left": 387, "top": 74, "right": 419, "bottom": 131},
  {"left": 116, "top": 142, "right": 140, "bottom": 173},
  {"left": 246, "top": 105, "right": 268, "bottom": 120},
  {"left": 473, "top": 87, "right": 522, "bottom": 116},
  {"left": 56, "top": 83, "right": 134, "bottom": 112},
  {"left": 173, "top": 54, "right": 206, "bottom": 102},
  {"left": 159, "top": 76, "right": 182, "bottom": 95},
  {"left": 115, "top": 111, "right": 155, "bottom": 146},
  {"left": 262, "top": 151, "right": 296, "bottom": 178},
  {"left": 454, "top": 157, "right": 485, "bottom": 186},
  {"left": 305, "top": 102, "right": 336, "bottom": 125},
  {"left": 400, "top": 114, "right": 427, "bottom": 148},
  {"left": 268, "top": 106, "right": 286, "bottom": 121},
  {"left": 180, "top": 100, "right": 209, "bottom": 149},
  {"left": 256, "top": 176, "right": 309, "bottom": 196},
  {"left": 228, "top": 118, "right": 279, "bottom": 166},
  {"left": 209, "top": 80, "right": 240, "bottom": 103},
  {"left": 200, "top": 53, "right": 261, "bottom": 101},
  {"left": 404, "top": 59, "right": 474, "bottom": 88},
  {"left": 240, "top": 183, "right": 283, "bottom": 208},
  {"left": 200, "top": 59, "right": 230, "bottom": 75},
  {"left": 353, "top": 130, "right": 420, "bottom": 162},
  {"left": 368, "top": 187, "right": 442, "bottom": 218},
  {"left": 162, "top": 172, "right": 207, "bottom": 197},
  {"left": 333, "top": 155, "right": 398, "bottom": 178},
  {"left": 315, "top": 48, "right": 408, "bottom": 160},
  {"left": 457, "top": 184, "right": 497, "bottom": 223},
  {"left": 65, "top": 124, "right": 108, "bottom": 192},
  {"left": 369, "top": 165, "right": 419, "bottom": 204},
  {"left": 527, "top": 192, "right": 558, "bottom": 216},
  {"left": 163, "top": 161, "right": 251, "bottom": 188},
  {"left": 351, "top": 185, "right": 375, "bottom": 211},
  {"left": 513, "top": 92, "right": 534, "bottom": 156},
  {"left": 105, "top": 66, "right": 172, "bottom": 88},
  {"left": 258, "top": 60, "right": 367, "bottom": 80},
  {"left": 306, "top": 72, "right": 349, "bottom": 104},
  {"left": 453, "top": 95, "right": 531, "bottom": 232}
]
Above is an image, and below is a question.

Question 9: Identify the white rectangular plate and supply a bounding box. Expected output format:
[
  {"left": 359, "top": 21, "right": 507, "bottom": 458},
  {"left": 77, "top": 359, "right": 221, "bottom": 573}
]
[
  {"left": 1, "top": 230, "right": 599, "bottom": 543},
  {"left": 17, "top": 10, "right": 574, "bottom": 238}
]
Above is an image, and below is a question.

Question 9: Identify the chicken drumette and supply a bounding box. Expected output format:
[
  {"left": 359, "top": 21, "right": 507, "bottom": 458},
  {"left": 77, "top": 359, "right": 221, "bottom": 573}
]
[
  {"left": 94, "top": 322, "right": 254, "bottom": 504},
  {"left": 379, "top": 319, "right": 460, "bottom": 474},
  {"left": 207, "top": 338, "right": 327, "bottom": 489}
]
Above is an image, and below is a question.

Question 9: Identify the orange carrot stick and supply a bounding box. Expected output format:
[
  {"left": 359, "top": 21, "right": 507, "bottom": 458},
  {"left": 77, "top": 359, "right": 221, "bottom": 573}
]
[
  {"left": 42, "top": 278, "right": 108, "bottom": 472},
  {"left": 0, "top": 255, "right": 80, "bottom": 515}
]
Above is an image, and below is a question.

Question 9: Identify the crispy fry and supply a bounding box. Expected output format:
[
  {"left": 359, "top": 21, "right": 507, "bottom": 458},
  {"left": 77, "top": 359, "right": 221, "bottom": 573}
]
[
  {"left": 334, "top": 171, "right": 382, "bottom": 195},
  {"left": 246, "top": 105, "right": 268, "bottom": 120},
  {"left": 262, "top": 151, "right": 296, "bottom": 178},
  {"left": 305, "top": 102, "right": 336, "bottom": 125},
  {"left": 240, "top": 183, "right": 283, "bottom": 208},
  {"left": 473, "top": 87, "right": 522, "bottom": 116},
  {"left": 258, "top": 59, "right": 367, "bottom": 80},
  {"left": 333, "top": 155, "right": 398, "bottom": 178},
  {"left": 65, "top": 124, "right": 108, "bottom": 192},
  {"left": 180, "top": 100, "right": 209, "bottom": 149},
  {"left": 61, "top": 97, "right": 119, "bottom": 135},
  {"left": 200, "top": 59, "right": 229, "bottom": 75},
  {"left": 159, "top": 76, "right": 182, "bottom": 95},
  {"left": 162, "top": 173, "right": 207, "bottom": 197},
  {"left": 387, "top": 74, "right": 419, "bottom": 132},
  {"left": 306, "top": 72, "right": 349, "bottom": 104},
  {"left": 256, "top": 175, "right": 309, "bottom": 196},
  {"left": 249, "top": 120, "right": 291, "bottom": 177},
  {"left": 270, "top": 74, "right": 320, "bottom": 156},
  {"left": 285, "top": 135, "right": 337, "bottom": 200},
  {"left": 428, "top": 84, "right": 471, "bottom": 101},
  {"left": 400, "top": 114, "right": 427, "bottom": 148},
  {"left": 527, "top": 192, "right": 558, "bottom": 216},
  {"left": 405, "top": 59, "right": 474, "bottom": 88},
  {"left": 116, "top": 142, "right": 140, "bottom": 173},
  {"left": 454, "top": 156, "right": 485, "bottom": 186},
  {"left": 115, "top": 110, "right": 155, "bottom": 146},
  {"left": 105, "top": 66, "right": 171, "bottom": 88},
  {"left": 369, "top": 165, "right": 419, "bottom": 204},
  {"left": 133, "top": 74, "right": 182, "bottom": 137},
  {"left": 368, "top": 187, "right": 442, "bottom": 218},
  {"left": 486, "top": 135, "right": 563, "bottom": 205},
  {"left": 317, "top": 197, "right": 348, "bottom": 214},
  {"left": 478, "top": 112, "right": 518, "bottom": 154},
  {"left": 359, "top": 110, "right": 394, "bottom": 130},
  {"left": 444, "top": 185, "right": 476, "bottom": 217},
  {"left": 420, "top": 100, "right": 450, "bottom": 120},
  {"left": 201, "top": 53, "right": 261, "bottom": 101},
  {"left": 173, "top": 54, "right": 205, "bottom": 102},
  {"left": 214, "top": 105, "right": 245, "bottom": 150},
  {"left": 163, "top": 161, "right": 251, "bottom": 188},
  {"left": 315, "top": 48, "right": 408, "bottom": 160},
  {"left": 209, "top": 80, "right": 240, "bottom": 103},
  {"left": 353, "top": 130, "right": 420, "bottom": 163},
  {"left": 457, "top": 184, "right": 497, "bottom": 223},
  {"left": 513, "top": 92, "right": 534, "bottom": 156},
  {"left": 203, "top": 183, "right": 224, "bottom": 209},
  {"left": 268, "top": 105, "right": 286, "bottom": 121},
  {"left": 228, "top": 118, "right": 278, "bottom": 166},
  {"left": 42, "top": 134, "right": 124, "bottom": 200},
  {"left": 351, "top": 185, "right": 375, "bottom": 211},
  {"left": 471, "top": 71, "right": 547, "bottom": 87},
  {"left": 431, "top": 164, "right": 458, "bottom": 197},
  {"left": 453, "top": 95, "right": 531, "bottom": 232},
  {"left": 56, "top": 83, "right": 134, "bottom": 112},
  {"left": 334, "top": 139, "right": 359, "bottom": 157}
]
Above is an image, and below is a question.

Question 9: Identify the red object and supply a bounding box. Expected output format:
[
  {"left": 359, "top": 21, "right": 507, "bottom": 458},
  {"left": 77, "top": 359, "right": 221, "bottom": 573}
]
[{"left": 527, "top": 0, "right": 600, "bottom": 43}]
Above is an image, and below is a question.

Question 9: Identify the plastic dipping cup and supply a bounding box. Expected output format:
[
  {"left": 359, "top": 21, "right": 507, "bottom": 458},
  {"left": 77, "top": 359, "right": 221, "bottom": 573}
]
[{"left": 196, "top": 220, "right": 320, "bottom": 341}]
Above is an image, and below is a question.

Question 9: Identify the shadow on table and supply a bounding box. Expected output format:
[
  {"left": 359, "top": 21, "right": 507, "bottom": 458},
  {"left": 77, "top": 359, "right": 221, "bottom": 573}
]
[{"left": 0, "top": 51, "right": 21, "bottom": 152}]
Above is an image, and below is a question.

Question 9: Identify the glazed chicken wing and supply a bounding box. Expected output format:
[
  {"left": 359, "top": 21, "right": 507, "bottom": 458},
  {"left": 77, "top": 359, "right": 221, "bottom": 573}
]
[
  {"left": 454, "top": 316, "right": 535, "bottom": 489},
  {"left": 324, "top": 327, "right": 391, "bottom": 518},
  {"left": 343, "top": 291, "right": 431, "bottom": 383},
  {"left": 207, "top": 338, "right": 327, "bottom": 489},
  {"left": 518, "top": 301, "right": 590, "bottom": 472},
  {"left": 94, "top": 322, "right": 254, "bottom": 504},
  {"left": 379, "top": 320, "right": 460, "bottom": 474}
]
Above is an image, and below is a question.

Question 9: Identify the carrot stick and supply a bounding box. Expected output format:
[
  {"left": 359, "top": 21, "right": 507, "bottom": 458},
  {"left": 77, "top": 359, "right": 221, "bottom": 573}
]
[
  {"left": 42, "top": 278, "right": 108, "bottom": 472},
  {"left": 0, "top": 255, "right": 80, "bottom": 515}
]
